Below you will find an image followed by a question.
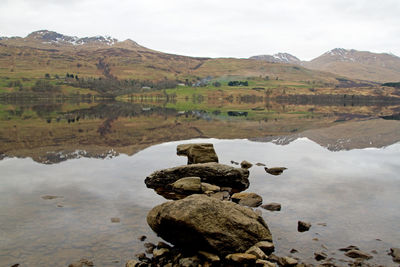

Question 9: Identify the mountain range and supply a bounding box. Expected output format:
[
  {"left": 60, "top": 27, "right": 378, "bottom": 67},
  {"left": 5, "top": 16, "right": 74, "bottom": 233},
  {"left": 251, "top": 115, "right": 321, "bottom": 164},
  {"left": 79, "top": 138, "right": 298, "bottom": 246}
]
[
  {"left": 1, "top": 30, "right": 399, "bottom": 84},
  {"left": 251, "top": 48, "right": 400, "bottom": 83}
]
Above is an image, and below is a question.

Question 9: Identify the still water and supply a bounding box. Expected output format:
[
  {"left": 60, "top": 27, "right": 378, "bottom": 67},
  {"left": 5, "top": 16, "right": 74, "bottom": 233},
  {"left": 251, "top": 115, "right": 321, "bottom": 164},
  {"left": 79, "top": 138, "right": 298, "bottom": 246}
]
[{"left": 1, "top": 100, "right": 400, "bottom": 266}]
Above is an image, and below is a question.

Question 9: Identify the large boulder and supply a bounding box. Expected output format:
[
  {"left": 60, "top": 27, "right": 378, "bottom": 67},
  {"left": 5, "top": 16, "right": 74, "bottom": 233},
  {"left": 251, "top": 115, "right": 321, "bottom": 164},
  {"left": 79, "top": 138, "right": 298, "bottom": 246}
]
[
  {"left": 147, "top": 194, "right": 272, "bottom": 256},
  {"left": 177, "top": 143, "right": 219, "bottom": 164},
  {"left": 145, "top": 163, "right": 249, "bottom": 191}
]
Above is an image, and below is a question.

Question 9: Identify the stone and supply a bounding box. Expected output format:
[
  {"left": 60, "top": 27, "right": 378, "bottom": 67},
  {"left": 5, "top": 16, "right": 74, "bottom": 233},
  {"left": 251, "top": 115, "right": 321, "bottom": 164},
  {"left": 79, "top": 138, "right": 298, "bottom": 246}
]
[
  {"left": 209, "top": 191, "right": 230, "bottom": 200},
  {"left": 110, "top": 217, "right": 120, "bottom": 223},
  {"left": 256, "top": 259, "right": 276, "bottom": 267},
  {"left": 225, "top": 253, "right": 257, "bottom": 264},
  {"left": 290, "top": 249, "right": 298, "bottom": 254},
  {"left": 389, "top": 248, "right": 400, "bottom": 263},
  {"left": 264, "top": 167, "right": 287, "bottom": 176},
  {"left": 261, "top": 203, "right": 281, "bottom": 211},
  {"left": 153, "top": 248, "right": 170, "bottom": 258},
  {"left": 278, "top": 256, "right": 298, "bottom": 266},
  {"left": 138, "top": 235, "right": 147, "bottom": 241},
  {"left": 231, "top": 160, "right": 239, "bottom": 165},
  {"left": 344, "top": 249, "right": 373, "bottom": 260},
  {"left": 134, "top": 253, "right": 146, "bottom": 260},
  {"left": 171, "top": 177, "right": 202, "bottom": 193},
  {"left": 241, "top": 160, "right": 253, "bottom": 169},
  {"left": 177, "top": 143, "right": 219, "bottom": 164},
  {"left": 246, "top": 245, "right": 267, "bottom": 259},
  {"left": 68, "top": 259, "right": 94, "bottom": 267},
  {"left": 231, "top": 192, "right": 263, "bottom": 207},
  {"left": 314, "top": 251, "right": 327, "bottom": 261},
  {"left": 201, "top": 182, "right": 220, "bottom": 192},
  {"left": 145, "top": 163, "right": 249, "bottom": 191},
  {"left": 144, "top": 242, "right": 156, "bottom": 254},
  {"left": 41, "top": 195, "right": 63, "bottom": 200},
  {"left": 198, "top": 251, "right": 220, "bottom": 262},
  {"left": 125, "top": 260, "right": 140, "bottom": 267},
  {"left": 147, "top": 194, "right": 272, "bottom": 256},
  {"left": 256, "top": 163, "right": 266, "bottom": 166},
  {"left": 179, "top": 256, "right": 201, "bottom": 267},
  {"left": 298, "top": 221, "right": 311, "bottom": 232},
  {"left": 339, "top": 245, "right": 359, "bottom": 252},
  {"left": 255, "top": 241, "right": 275, "bottom": 255},
  {"left": 157, "top": 241, "right": 171, "bottom": 249}
]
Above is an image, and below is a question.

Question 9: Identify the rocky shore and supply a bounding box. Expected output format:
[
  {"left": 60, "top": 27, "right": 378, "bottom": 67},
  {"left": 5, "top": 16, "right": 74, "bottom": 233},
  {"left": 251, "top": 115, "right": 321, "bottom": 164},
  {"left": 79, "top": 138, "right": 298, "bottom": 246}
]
[{"left": 72, "top": 143, "right": 400, "bottom": 267}]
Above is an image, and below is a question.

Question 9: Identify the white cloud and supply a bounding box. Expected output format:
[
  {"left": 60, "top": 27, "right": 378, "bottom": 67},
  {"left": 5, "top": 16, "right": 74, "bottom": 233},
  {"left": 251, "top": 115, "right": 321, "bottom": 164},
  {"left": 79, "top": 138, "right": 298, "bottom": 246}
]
[{"left": 1, "top": 0, "right": 399, "bottom": 60}]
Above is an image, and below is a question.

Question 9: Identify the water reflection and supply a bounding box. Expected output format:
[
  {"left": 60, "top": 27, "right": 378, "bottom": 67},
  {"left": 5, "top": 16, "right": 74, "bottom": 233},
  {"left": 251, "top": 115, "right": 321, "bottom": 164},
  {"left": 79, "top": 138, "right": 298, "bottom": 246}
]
[
  {"left": 1, "top": 138, "right": 399, "bottom": 266},
  {"left": 1, "top": 98, "right": 400, "bottom": 163}
]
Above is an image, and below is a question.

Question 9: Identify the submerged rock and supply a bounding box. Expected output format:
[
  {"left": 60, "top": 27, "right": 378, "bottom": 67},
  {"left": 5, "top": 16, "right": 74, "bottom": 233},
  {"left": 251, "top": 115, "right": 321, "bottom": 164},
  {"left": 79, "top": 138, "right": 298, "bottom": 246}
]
[
  {"left": 145, "top": 163, "right": 249, "bottom": 192},
  {"left": 344, "top": 249, "right": 373, "bottom": 260},
  {"left": 147, "top": 194, "right": 272, "bottom": 256},
  {"left": 177, "top": 143, "right": 218, "bottom": 164},
  {"left": 264, "top": 167, "right": 287, "bottom": 176},
  {"left": 231, "top": 192, "right": 263, "bottom": 207}
]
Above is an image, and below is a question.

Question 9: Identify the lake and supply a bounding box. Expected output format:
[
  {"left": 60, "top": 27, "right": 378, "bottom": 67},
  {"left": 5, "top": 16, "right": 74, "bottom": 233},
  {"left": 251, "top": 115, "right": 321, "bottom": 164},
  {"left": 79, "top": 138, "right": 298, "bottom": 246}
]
[{"left": 0, "top": 99, "right": 399, "bottom": 266}]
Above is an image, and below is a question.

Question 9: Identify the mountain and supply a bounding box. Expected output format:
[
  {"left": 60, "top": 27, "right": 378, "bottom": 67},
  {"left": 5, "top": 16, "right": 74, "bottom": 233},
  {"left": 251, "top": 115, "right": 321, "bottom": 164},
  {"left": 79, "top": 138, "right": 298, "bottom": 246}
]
[
  {"left": 304, "top": 48, "right": 400, "bottom": 83},
  {"left": 251, "top": 48, "right": 400, "bottom": 83},
  {"left": 0, "top": 30, "right": 343, "bottom": 84},
  {"left": 250, "top": 53, "right": 301, "bottom": 64}
]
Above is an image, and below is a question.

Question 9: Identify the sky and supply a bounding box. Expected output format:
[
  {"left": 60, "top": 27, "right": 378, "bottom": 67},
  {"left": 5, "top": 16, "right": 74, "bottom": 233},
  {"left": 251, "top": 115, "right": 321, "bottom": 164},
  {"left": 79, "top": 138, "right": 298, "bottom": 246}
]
[{"left": 1, "top": 0, "right": 399, "bottom": 60}]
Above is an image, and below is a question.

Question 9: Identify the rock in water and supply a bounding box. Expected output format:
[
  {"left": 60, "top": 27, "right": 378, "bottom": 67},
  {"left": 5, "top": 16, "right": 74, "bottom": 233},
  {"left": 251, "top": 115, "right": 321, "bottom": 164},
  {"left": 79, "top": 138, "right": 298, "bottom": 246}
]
[
  {"left": 261, "top": 202, "right": 281, "bottom": 211},
  {"left": 390, "top": 248, "right": 400, "bottom": 263},
  {"left": 297, "top": 221, "right": 311, "bottom": 232},
  {"left": 171, "top": 177, "right": 202, "bottom": 193},
  {"left": 240, "top": 160, "right": 253, "bottom": 169},
  {"left": 177, "top": 143, "right": 219, "bottom": 164},
  {"left": 344, "top": 249, "right": 373, "bottom": 260},
  {"left": 231, "top": 192, "right": 263, "bottom": 207},
  {"left": 145, "top": 163, "right": 249, "bottom": 191},
  {"left": 264, "top": 167, "right": 287, "bottom": 176},
  {"left": 147, "top": 194, "right": 272, "bottom": 256}
]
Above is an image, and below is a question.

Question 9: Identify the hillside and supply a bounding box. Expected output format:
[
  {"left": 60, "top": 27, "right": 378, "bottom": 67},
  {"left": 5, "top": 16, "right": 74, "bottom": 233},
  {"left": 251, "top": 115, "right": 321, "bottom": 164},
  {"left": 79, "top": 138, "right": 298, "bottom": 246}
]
[
  {"left": 0, "top": 31, "right": 344, "bottom": 84},
  {"left": 251, "top": 48, "right": 400, "bottom": 83}
]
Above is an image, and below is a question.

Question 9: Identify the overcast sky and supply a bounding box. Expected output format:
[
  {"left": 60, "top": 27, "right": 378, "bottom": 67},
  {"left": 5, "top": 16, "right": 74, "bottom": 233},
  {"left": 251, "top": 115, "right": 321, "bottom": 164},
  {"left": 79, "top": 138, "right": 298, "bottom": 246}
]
[{"left": 1, "top": 0, "right": 399, "bottom": 60}]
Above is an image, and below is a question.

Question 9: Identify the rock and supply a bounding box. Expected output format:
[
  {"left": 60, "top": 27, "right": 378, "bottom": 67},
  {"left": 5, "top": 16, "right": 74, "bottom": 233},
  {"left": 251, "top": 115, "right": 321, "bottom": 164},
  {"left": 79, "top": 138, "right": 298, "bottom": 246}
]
[
  {"left": 290, "top": 249, "right": 298, "bottom": 254},
  {"left": 179, "top": 256, "right": 201, "bottom": 267},
  {"left": 110, "top": 217, "right": 120, "bottom": 223},
  {"left": 144, "top": 242, "right": 156, "bottom": 254},
  {"left": 241, "top": 160, "right": 253, "bottom": 169},
  {"left": 209, "top": 191, "right": 230, "bottom": 201},
  {"left": 298, "top": 221, "right": 311, "bottom": 232},
  {"left": 344, "top": 249, "right": 373, "bottom": 260},
  {"left": 256, "top": 259, "right": 276, "bottom": 266},
  {"left": 125, "top": 260, "right": 140, "bottom": 267},
  {"left": 145, "top": 163, "right": 249, "bottom": 191},
  {"left": 171, "top": 177, "right": 202, "bottom": 193},
  {"left": 231, "top": 160, "right": 239, "bottom": 165},
  {"left": 389, "top": 248, "right": 400, "bottom": 263},
  {"left": 177, "top": 143, "right": 219, "bottom": 164},
  {"left": 339, "top": 245, "right": 359, "bottom": 252},
  {"left": 157, "top": 241, "right": 172, "bottom": 249},
  {"left": 256, "top": 163, "right": 266, "bottom": 166},
  {"left": 231, "top": 192, "right": 263, "bottom": 207},
  {"left": 255, "top": 241, "right": 275, "bottom": 255},
  {"left": 317, "top": 222, "right": 327, "bottom": 226},
  {"left": 261, "top": 203, "right": 281, "bottom": 211},
  {"left": 198, "top": 251, "right": 220, "bottom": 263},
  {"left": 147, "top": 194, "right": 272, "bottom": 256},
  {"left": 201, "top": 182, "right": 220, "bottom": 192},
  {"left": 278, "top": 256, "right": 298, "bottom": 266},
  {"left": 153, "top": 248, "right": 170, "bottom": 258},
  {"left": 264, "top": 167, "right": 287, "bottom": 176},
  {"left": 41, "top": 195, "right": 63, "bottom": 200},
  {"left": 246, "top": 245, "right": 267, "bottom": 259},
  {"left": 314, "top": 251, "right": 328, "bottom": 261},
  {"left": 68, "top": 259, "right": 94, "bottom": 267},
  {"left": 134, "top": 253, "right": 146, "bottom": 260},
  {"left": 225, "top": 253, "right": 257, "bottom": 264},
  {"left": 138, "top": 235, "right": 147, "bottom": 241}
]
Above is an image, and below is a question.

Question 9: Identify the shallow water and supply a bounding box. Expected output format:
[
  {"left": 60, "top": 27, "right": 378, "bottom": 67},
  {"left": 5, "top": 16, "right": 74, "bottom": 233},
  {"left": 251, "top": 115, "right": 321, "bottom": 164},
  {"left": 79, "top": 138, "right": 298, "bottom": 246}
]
[{"left": 1, "top": 137, "right": 400, "bottom": 266}]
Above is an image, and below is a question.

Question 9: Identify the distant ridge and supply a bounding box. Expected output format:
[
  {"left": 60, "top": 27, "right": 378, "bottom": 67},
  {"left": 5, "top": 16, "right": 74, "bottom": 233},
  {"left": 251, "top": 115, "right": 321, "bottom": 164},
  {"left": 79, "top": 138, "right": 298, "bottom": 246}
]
[{"left": 251, "top": 48, "right": 400, "bottom": 82}]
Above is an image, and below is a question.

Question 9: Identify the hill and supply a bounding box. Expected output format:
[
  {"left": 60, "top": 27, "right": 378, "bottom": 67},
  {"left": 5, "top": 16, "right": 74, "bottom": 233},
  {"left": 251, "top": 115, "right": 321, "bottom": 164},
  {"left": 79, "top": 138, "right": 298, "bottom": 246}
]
[{"left": 251, "top": 48, "right": 400, "bottom": 83}]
